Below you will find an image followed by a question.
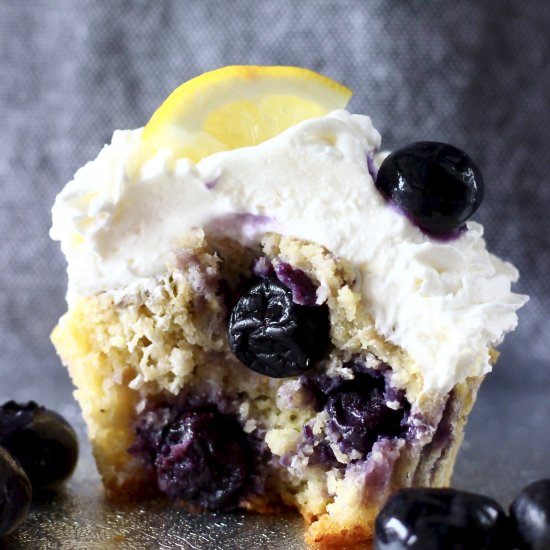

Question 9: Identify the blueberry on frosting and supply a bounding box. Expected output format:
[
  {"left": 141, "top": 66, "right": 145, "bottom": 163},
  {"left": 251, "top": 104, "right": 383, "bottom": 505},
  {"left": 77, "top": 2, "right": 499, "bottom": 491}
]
[{"left": 375, "top": 141, "right": 484, "bottom": 237}]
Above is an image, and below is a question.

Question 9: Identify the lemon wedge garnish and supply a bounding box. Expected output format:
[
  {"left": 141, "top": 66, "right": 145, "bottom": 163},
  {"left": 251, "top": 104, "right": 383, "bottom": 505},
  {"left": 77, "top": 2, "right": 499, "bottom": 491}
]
[{"left": 140, "top": 65, "right": 352, "bottom": 164}]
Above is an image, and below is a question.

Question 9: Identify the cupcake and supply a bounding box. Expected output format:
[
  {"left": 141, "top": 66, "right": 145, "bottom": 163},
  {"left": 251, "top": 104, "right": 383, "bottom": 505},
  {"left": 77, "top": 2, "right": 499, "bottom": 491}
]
[{"left": 50, "top": 66, "right": 527, "bottom": 547}]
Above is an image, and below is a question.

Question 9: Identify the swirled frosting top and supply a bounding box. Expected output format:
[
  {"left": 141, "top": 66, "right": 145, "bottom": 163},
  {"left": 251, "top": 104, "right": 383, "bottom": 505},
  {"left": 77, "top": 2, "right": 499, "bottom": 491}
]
[{"left": 51, "top": 110, "right": 527, "bottom": 396}]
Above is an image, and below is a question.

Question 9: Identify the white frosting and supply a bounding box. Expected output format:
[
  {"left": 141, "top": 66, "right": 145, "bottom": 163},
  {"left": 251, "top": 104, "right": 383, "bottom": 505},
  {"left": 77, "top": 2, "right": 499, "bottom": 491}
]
[{"left": 51, "top": 110, "right": 527, "bottom": 397}]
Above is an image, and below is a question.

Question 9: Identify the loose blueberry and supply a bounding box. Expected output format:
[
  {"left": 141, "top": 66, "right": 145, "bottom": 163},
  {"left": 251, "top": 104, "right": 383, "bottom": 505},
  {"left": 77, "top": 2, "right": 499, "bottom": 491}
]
[
  {"left": 228, "top": 274, "right": 330, "bottom": 378},
  {"left": 326, "top": 384, "right": 406, "bottom": 455},
  {"left": 0, "top": 401, "right": 78, "bottom": 490},
  {"left": 375, "top": 141, "right": 484, "bottom": 237},
  {"left": 374, "top": 487, "right": 510, "bottom": 550},
  {"left": 155, "top": 408, "right": 249, "bottom": 510},
  {"left": 0, "top": 446, "right": 32, "bottom": 538},
  {"left": 510, "top": 479, "right": 550, "bottom": 550}
]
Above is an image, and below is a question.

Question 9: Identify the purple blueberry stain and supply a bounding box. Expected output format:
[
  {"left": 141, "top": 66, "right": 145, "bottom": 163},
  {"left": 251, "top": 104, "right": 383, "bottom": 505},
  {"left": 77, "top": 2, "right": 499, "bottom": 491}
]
[
  {"left": 252, "top": 256, "right": 274, "bottom": 279},
  {"left": 276, "top": 379, "right": 317, "bottom": 410},
  {"left": 205, "top": 213, "right": 278, "bottom": 241},
  {"left": 175, "top": 250, "right": 200, "bottom": 271},
  {"left": 307, "top": 441, "right": 337, "bottom": 467},
  {"left": 204, "top": 177, "right": 218, "bottom": 190},
  {"left": 274, "top": 262, "right": 318, "bottom": 306},
  {"left": 300, "top": 418, "right": 338, "bottom": 469},
  {"left": 174, "top": 249, "right": 220, "bottom": 297},
  {"left": 427, "top": 391, "right": 456, "bottom": 451},
  {"left": 361, "top": 438, "right": 405, "bottom": 499}
]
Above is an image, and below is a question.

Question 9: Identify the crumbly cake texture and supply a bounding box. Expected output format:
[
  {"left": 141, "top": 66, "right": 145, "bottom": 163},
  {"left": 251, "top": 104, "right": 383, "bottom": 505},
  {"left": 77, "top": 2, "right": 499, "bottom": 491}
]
[{"left": 52, "top": 232, "right": 484, "bottom": 547}]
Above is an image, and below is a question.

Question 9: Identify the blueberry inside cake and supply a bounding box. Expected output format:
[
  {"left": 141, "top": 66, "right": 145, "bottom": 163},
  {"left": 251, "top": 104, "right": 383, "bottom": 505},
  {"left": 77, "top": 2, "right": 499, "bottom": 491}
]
[{"left": 50, "top": 66, "right": 527, "bottom": 547}]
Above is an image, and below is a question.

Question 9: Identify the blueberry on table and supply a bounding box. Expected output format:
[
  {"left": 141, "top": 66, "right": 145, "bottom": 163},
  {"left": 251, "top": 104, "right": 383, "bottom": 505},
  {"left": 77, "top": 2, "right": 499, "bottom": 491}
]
[
  {"left": 374, "top": 487, "right": 510, "bottom": 549},
  {"left": 228, "top": 274, "right": 330, "bottom": 378},
  {"left": 0, "top": 401, "right": 78, "bottom": 490},
  {"left": 510, "top": 479, "right": 550, "bottom": 550},
  {"left": 155, "top": 408, "right": 249, "bottom": 510},
  {"left": 375, "top": 141, "right": 484, "bottom": 237},
  {"left": 0, "top": 446, "right": 32, "bottom": 538}
]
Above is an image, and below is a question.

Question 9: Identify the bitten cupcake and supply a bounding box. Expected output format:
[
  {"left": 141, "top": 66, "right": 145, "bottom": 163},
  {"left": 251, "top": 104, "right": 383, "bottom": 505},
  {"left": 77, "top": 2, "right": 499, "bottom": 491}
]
[{"left": 50, "top": 66, "right": 527, "bottom": 548}]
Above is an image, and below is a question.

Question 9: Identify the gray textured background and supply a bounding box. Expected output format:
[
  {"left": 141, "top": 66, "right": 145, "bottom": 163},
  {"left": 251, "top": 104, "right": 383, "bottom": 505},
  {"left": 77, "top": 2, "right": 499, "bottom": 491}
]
[{"left": 0, "top": 1, "right": 549, "bottom": 548}]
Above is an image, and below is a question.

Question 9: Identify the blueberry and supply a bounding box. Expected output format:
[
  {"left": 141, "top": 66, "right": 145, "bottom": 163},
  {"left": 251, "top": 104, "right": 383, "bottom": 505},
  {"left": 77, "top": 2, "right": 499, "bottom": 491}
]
[
  {"left": 130, "top": 407, "right": 178, "bottom": 468},
  {"left": 326, "top": 385, "right": 405, "bottom": 455},
  {"left": 375, "top": 142, "right": 484, "bottom": 237},
  {"left": 374, "top": 488, "right": 510, "bottom": 549},
  {"left": 0, "top": 446, "right": 32, "bottom": 538},
  {"left": 0, "top": 401, "right": 78, "bottom": 490},
  {"left": 228, "top": 274, "right": 330, "bottom": 378},
  {"left": 155, "top": 408, "right": 249, "bottom": 510},
  {"left": 510, "top": 479, "right": 550, "bottom": 549},
  {"left": 307, "top": 441, "right": 337, "bottom": 467}
]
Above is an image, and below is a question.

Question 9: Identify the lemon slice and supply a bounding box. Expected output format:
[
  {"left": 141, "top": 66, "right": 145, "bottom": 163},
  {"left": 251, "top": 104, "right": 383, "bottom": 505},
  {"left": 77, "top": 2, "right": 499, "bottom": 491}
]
[{"left": 140, "top": 65, "right": 352, "bottom": 163}]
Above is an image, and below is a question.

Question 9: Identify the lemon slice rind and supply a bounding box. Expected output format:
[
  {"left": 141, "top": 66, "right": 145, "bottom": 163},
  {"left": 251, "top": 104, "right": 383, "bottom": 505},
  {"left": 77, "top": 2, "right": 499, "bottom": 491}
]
[{"left": 140, "top": 65, "right": 352, "bottom": 163}]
